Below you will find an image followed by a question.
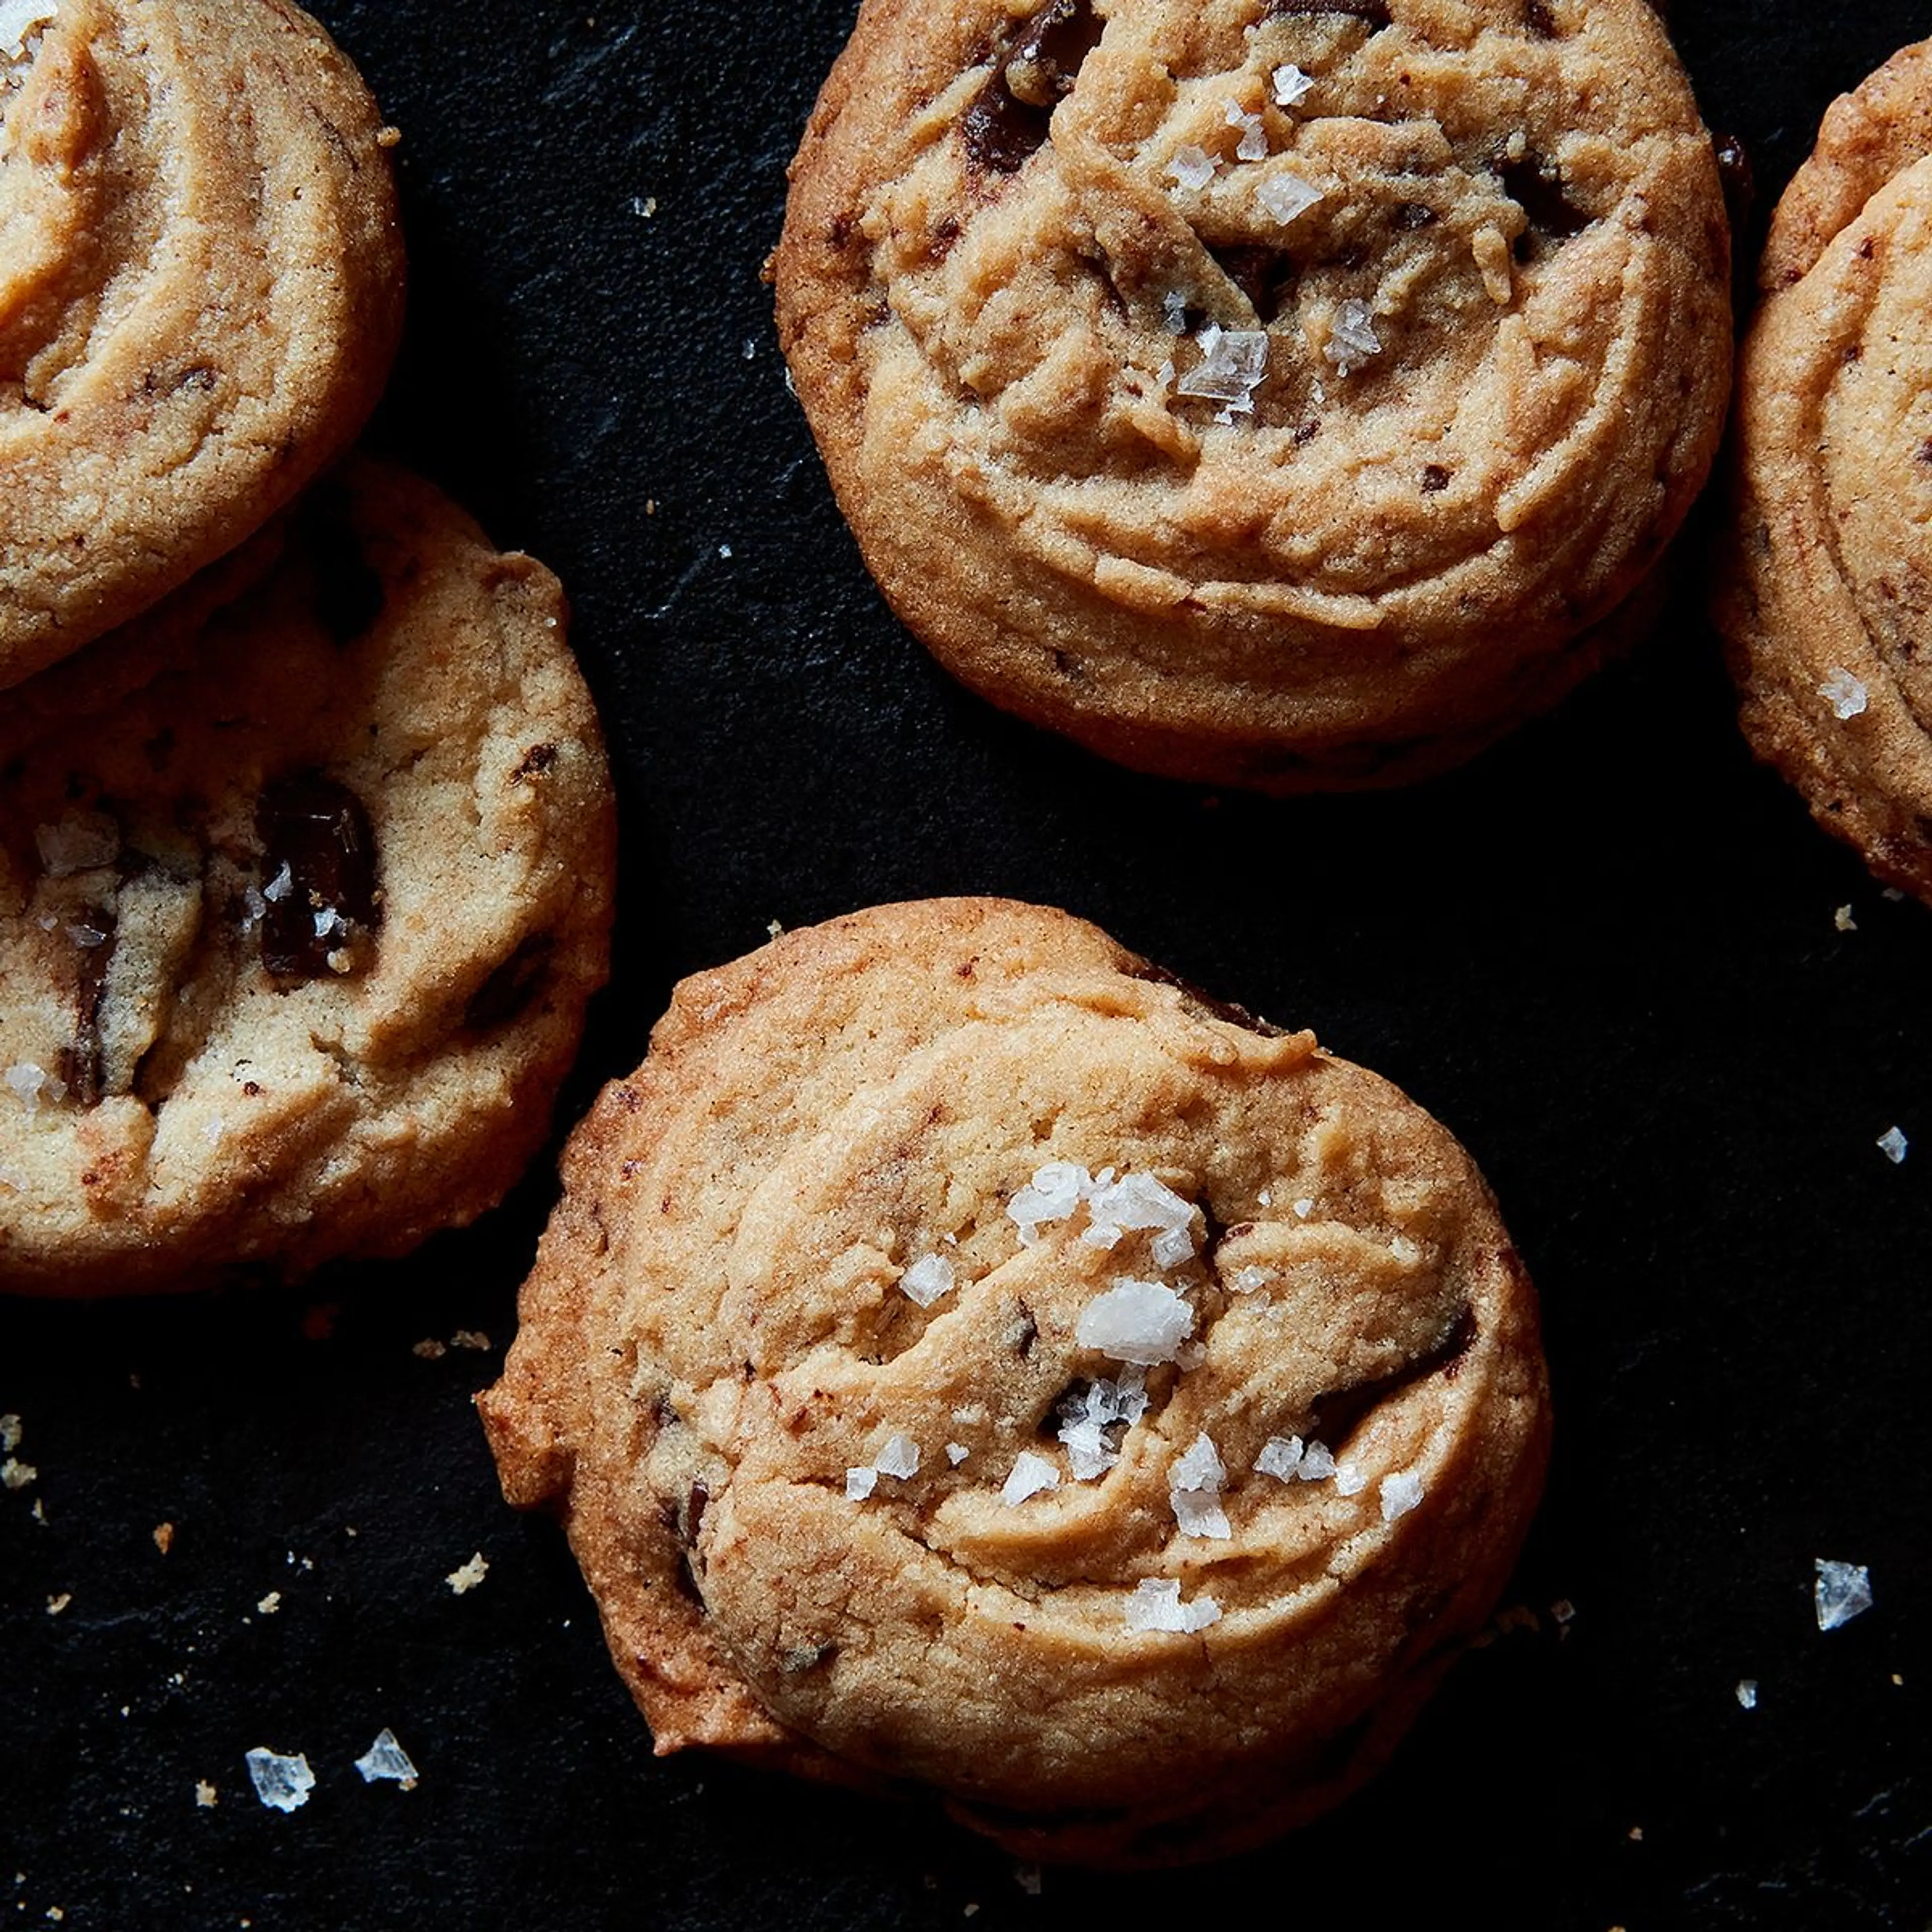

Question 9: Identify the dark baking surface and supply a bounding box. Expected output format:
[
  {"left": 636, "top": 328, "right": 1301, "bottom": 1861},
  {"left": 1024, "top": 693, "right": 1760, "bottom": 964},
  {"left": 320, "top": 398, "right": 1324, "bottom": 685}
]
[{"left": 4, "top": 2, "right": 1930, "bottom": 1924}]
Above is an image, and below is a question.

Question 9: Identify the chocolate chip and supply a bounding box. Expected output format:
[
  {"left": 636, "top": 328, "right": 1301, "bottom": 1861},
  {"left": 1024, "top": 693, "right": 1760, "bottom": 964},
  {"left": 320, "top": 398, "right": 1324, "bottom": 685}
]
[
  {"left": 1421, "top": 463, "right": 1450, "bottom": 492},
  {"left": 1124, "top": 960, "right": 1276, "bottom": 1033},
  {"left": 1266, "top": 0, "right": 1392, "bottom": 27},
  {"left": 256, "top": 771, "right": 381, "bottom": 979},
  {"left": 464, "top": 933, "right": 554, "bottom": 1032},
  {"left": 963, "top": 79, "right": 1049, "bottom": 176},
  {"left": 1498, "top": 152, "right": 1590, "bottom": 259},
  {"left": 1206, "top": 243, "right": 1296, "bottom": 323},
  {"left": 1523, "top": 0, "right": 1558, "bottom": 33},
  {"left": 60, "top": 905, "right": 117, "bottom": 1108},
  {"left": 962, "top": 0, "right": 1100, "bottom": 175},
  {"left": 299, "top": 480, "right": 385, "bottom": 647},
  {"left": 511, "top": 743, "right": 558, "bottom": 782}
]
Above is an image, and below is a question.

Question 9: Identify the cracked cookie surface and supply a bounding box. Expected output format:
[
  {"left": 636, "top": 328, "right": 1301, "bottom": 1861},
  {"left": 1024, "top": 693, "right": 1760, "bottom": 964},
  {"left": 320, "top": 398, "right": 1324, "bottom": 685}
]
[
  {"left": 480, "top": 899, "right": 1548, "bottom": 1864},
  {"left": 0, "top": 458, "right": 615, "bottom": 1295},
  {"left": 0, "top": 0, "right": 405, "bottom": 688},
  {"left": 1714, "top": 41, "right": 1932, "bottom": 904},
  {"left": 776, "top": 0, "right": 1731, "bottom": 790}
]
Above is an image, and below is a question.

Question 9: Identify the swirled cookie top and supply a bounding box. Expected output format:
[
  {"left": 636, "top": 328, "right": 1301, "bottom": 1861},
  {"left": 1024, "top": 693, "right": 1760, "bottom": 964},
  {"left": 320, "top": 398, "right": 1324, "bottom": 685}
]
[{"left": 812, "top": 0, "right": 1724, "bottom": 623}]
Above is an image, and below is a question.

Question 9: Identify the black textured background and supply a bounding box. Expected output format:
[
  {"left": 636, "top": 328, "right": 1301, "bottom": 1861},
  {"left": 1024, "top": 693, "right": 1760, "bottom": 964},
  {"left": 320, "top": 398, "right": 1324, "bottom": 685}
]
[{"left": 4, "top": 2, "right": 1931, "bottom": 1925}]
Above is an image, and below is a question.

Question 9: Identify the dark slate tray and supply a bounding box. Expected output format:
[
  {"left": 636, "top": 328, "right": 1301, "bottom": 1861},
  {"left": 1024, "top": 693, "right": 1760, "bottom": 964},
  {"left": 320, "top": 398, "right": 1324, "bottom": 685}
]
[{"left": 3, "top": 2, "right": 1928, "bottom": 1925}]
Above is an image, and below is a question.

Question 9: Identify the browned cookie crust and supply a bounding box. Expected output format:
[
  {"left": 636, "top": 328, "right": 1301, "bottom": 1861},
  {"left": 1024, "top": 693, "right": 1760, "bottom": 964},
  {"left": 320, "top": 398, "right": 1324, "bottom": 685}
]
[
  {"left": 775, "top": 0, "right": 1731, "bottom": 791},
  {"left": 0, "top": 0, "right": 406, "bottom": 688},
  {"left": 1715, "top": 41, "right": 1932, "bottom": 903},
  {"left": 481, "top": 899, "right": 1549, "bottom": 1865},
  {"left": 0, "top": 460, "right": 616, "bottom": 1295}
]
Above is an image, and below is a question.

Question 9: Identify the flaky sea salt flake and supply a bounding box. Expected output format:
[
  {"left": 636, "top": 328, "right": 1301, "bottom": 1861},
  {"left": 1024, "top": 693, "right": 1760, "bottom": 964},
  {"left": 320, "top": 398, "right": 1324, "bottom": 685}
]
[
  {"left": 1255, "top": 1436, "right": 1303, "bottom": 1479},
  {"left": 1257, "top": 171, "right": 1322, "bottom": 225},
  {"left": 1161, "top": 290, "right": 1188, "bottom": 334},
  {"left": 874, "top": 1433, "right": 921, "bottom": 1480},
  {"left": 1877, "top": 1125, "right": 1908, "bottom": 1164},
  {"left": 1325, "top": 299, "right": 1382, "bottom": 373},
  {"left": 845, "top": 1465, "right": 878, "bottom": 1501},
  {"left": 1298, "top": 1440, "right": 1338, "bottom": 1482},
  {"left": 1002, "top": 1452, "right": 1060, "bottom": 1507},
  {"left": 1380, "top": 1470, "right": 1424, "bottom": 1520},
  {"left": 1820, "top": 668, "right": 1868, "bottom": 720},
  {"left": 34, "top": 812, "right": 117, "bottom": 877},
  {"left": 1176, "top": 326, "right": 1269, "bottom": 409},
  {"left": 900, "top": 1253, "right": 956, "bottom": 1308},
  {"left": 1273, "top": 62, "right": 1315, "bottom": 108},
  {"left": 244, "top": 1749, "right": 314, "bottom": 1814},
  {"left": 946, "top": 1443, "right": 970, "bottom": 1466},
  {"left": 1008, "top": 1161, "right": 1090, "bottom": 1244},
  {"left": 354, "top": 1728, "right": 419, "bottom": 1788},
  {"left": 1814, "top": 1558, "right": 1873, "bottom": 1631},
  {"left": 1123, "top": 1578, "right": 1220, "bottom": 1634},
  {"left": 1076, "top": 1279, "right": 1194, "bottom": 1365},
  {"left": 1166, "top": 144, "right": 1218, "bottom": 192}
]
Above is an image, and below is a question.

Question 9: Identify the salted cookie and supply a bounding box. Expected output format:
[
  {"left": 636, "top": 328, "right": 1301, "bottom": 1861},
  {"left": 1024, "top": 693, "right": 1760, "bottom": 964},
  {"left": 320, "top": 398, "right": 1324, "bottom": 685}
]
[
  {"left": 774, "top": 0, "right": 1732, "bottom": 791},
  {"left": 1715, "top": 42, "right": 1932, "bottom": 904},
  {"left": 0, "top": 0, "right": 406, "bottom": 689},
  {"left": 481, "top": 900, "right": 1548, "bottom": 1864},
  {"left": 0, "top": 459, "right": 615, "bottom": 1296}
]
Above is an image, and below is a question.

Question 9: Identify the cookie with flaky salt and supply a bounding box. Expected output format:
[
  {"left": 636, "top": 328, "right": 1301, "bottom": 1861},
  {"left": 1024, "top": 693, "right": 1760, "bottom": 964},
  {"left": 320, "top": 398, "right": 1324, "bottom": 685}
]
[
  {"left": 480, "top": 898, "right": 1549, "bottom": 1864},
  {"left": 0, "top": 459, "right": 614, "bottom": 1295},
  {"left": 0, "top": 0, "right": 405, "bottom": 689},
  {"left": 1715, "top": 41, "right": 1932, "bottom": 905},
  {"left": 774, "top": 0, "right": 1731, "bottom": 791}
]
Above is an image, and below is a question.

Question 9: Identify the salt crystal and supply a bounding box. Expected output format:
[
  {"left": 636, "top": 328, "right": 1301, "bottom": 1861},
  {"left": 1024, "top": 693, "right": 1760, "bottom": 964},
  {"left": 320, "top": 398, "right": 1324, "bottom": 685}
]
[
  {"left": 900, "top": 1254, "right": 956, "bottom": 1308},
  {"left": 1176, "top": 326, "right": 1269, "bottom": 410},
  {"left": 1333, "top": 1459, "right": 1367, "bottom": 1496},
  {"left": 1877, "top": 1125, "right": 1908, "bottom": 1164},
  {"left": 1380, "top": 1470, "right": 1424, "bottom": 1520},
  {"left": 874, "top": 1433, "right": 921, "bottom": 1480},
  {"left": 1083, "top": 1171, "right": 1195, "bottom": 1256},
  {"left": 1298, "top": 1440, "right": 1337, "bottom": 1482},
  {"left": 1008, "top": 1161, "right": 1089, "bottom": 1244},
  {"left": 945, "top": 1443, "right": 970, "bottom": 1466},
  {"left": 354, "top": 1728, "right": 419, "bottom": 1787},
  {"left": 1256, "top": 172, "right": 1322, "bottom": 225},
  {"left": 312, "top": 907, "right": 344, "bottom": 941},
  {"left": 1166, "top": 144, "right": 1218, "bottom": 192},
  {"left": 741, "top": 338, "right": 756, "bottom": 361},
  {"left": 1169, "top": 1432, "right": 1231, "bottom": 1539},
  {"left": 1814, "top": 1558, "right": 1873, "bottom": 1631},
  {"left": 1229, "top": 1266, "right": 1271, "bottom": 1294},
  {"left": 261, "top": 861, "right": 293, "bottom": 903},
  {"left": 1293, "top": 1198, "right": 1314, "bottom": 1219},
  {"left": 445, "top": 1552, "right": 489, "bottom": 1594},
  {"left": 244, "top": 1749, "right": 314, "bottom": 1814},
  {"left": 1221, "top": 105, "right": 1268, "bottom": 160},
  {"left": 631, "top": 194, "right": 657, "bottom": 218},
  {"left": 1735, "top": 1679, "right": 1758, "bottom": 1710},
  {"left": 718, "top": 544, "right": 733, "bottom": 559},
  {"left": 1161, "top": 290, "right": 1188, "bottom": 334},
  {"left": 1255, "top": 1437, "right": 1302, "bottom": 1478},
  {"left": 1325, "top": 299, "right": 1382, "bottom": 373},
  {"left": 1123, "top": 1577, "right": 1221, "bottom": 1634},
  {"left": 1390, "top": 1235, "right": 1421, "bottom": 1266},
  {"left": 1076, "top": 1279, "right": 1194, "bottom": 1365},
  {"left": 1273, "top": 63, "right": 1315, "bottom": 108},
  {"left": 1171, "top": 1488, "right": 1230, "bottom": 1540},
  {"left": 5, "top": 1063, "right": 50, "bottom": 1115},
  {"left": 64, "top": 923, "right": 106, "bottom": 948},
  {"left": 845, "top": 1465, "right": 878, "bottom": 1501},
  {"left": 1819, "top": 668, "right": 1868, "bottom": 720},
  {"left": 1001, "top": 1451, "right": 1060, "bottom": 1507},
  {"left": 34, "top": 813, "right": 117, "bottom": 877},
  {"left": 0, "top": 1415, "right": 19, "bottom": 1453}
]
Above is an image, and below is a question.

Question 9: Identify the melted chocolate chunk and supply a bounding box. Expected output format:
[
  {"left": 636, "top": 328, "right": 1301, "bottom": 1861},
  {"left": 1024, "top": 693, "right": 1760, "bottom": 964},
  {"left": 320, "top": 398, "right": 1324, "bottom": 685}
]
[
  {"left": 300, "top": 481, "right": 385, "bottom": 647},
  {"left": 1309, "top": 1304, "right": 1476, "bottom": 1447},
  {"left": 256, "top": 771, "right": 380, "bottom": 979},
  {"left": 1499, "top": 153, "right": 1591, "bottom": 258},
  {"left": 1266, "top": 0, "right": 1392, "bottom": 26},
  {"left": 511, "top": 743, "right": 558, "bottom": 782},
  {"left": 962, "top": 0, "right": 1101, "bottom": 175},
  {"left": 1523, "top": 0, "right": 1558, "bottom": 34},
  {"left": 1421, "top": 463, "right": 1450, "bottom": 493},
  {"left": 60, "top": 905, "right": 117, "bottom": 1108},
  {"left": 464, "top": 934, "right": 554, "bottom": 1032},
  {"left": 1207, "top": 243, "right": 1296, "bottom": 323},
  {"left": 1124, "top": 960, "right": 1279, "bottom": 1034}
]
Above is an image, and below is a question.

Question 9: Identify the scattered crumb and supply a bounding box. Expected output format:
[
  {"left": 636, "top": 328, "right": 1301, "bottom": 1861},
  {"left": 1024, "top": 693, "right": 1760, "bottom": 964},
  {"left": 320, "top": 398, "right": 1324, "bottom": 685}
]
[
  {"left": 2, "top": 1458, "right": 38, "bottom": 1491},
  {"left": 256, "top": 1591, "right": 281, "bottom": 1617},
  {"left": 1014, "top": 1863, "right": 1042, "bottom": 1895},
  {"left": 1835, "top": 905, "right": 1857, "bottom": 933},
  {"left": 1735, "top": 1678, "right": 1758, "bottom": 1710},
  {"left": 195, "top": 1781, "right": 218, "bottom": 1808},
  {"left": 1877, "top": 1125, "right": 1908, "bottom": 1164},
  {"left": 1815, "top": 1558, "right": 1873, "bottom": 1631},
  {"left": 0, "top": 1415, "right": 19, "bottom": 1452},
  {"left": 1893, "top": 1673, "right": 1905, "bottom": 1686},
  {"left": 244, "top": 1748, "right": 314, "bottom": 1814},
  {"left": 1551, "top": 1598, "right": 1577, "bottom": 1633},
  {"left": 412, "top": 1339, "right": 447, "bottom": 1360},
  {"left": 153, "top": 1522, "right": 175, "bottom": 1555},
  {"left": 1627, "top": 1826, "right": 1643, "bottom": 1842},
  {"left": 45, "top": 1593, "right": 69, "bottom": 1616},
  {"left": 446, "top": 1552, "right": 490, "bottom": 1595},
  {"left": 354, "top": 1728, "right": 420, "bottom": 1790},
  {"left": 375, "top": 125, "right": 400, "bottom": 150},
  {"left": 450, "top": 1330, "right": 491, "bottom": 1352},
  {"left": 632, "top": 194, "right": 658, "bottom": 217}
]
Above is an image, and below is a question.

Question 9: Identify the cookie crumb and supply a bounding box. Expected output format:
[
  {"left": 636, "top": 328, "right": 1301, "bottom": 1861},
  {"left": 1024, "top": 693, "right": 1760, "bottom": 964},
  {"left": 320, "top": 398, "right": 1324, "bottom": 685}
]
[
  {"left": 1818, "top": 668, "right": 1869, "bottom": 719},
  {"left": 1814, "top": 1559, "right": 1872, "bottom": 1631},
  {"left": 45, "top": 1592, "right": 69, "bottom": 1616},
  {"left": 1877, "top": 1125, "right": 1908, "bottom": 1164},
  {"left": 3, "top": 1458, "right": 37, "bottom": 1491},
  {"left": 0, "top": 1415, "right": 20, "bottom": 1453},
  {"left": 412, "top": 1339, "right": 448, "bottom": 1360},
  {"left": 354, "top": 1728, "right": 419, "bottom": 1789},
  {"left": 1735, "top": 1678, "right": 1758, "bottom": 1709},
  {"left": 244, "top": 1748, "right": 314, "bottom": 1813},
  {"left": 256, "top": 1591, "right": 281, "bottom": 1616},
  {"left": 195, "top": 1781, "right": 218, "bottom": 1809},
  {"left": 1834, "top": 904, "right": 1857, "bottom": 932},
  {"left": 153, "top": 1522, "right": 175, "bottom": 1555},
  {"left": 446, "top": 1552, "right": 490, "bottom": 1595},
  {"left": 450, "top": 1330, "right": 492, "bottom": 1352}
]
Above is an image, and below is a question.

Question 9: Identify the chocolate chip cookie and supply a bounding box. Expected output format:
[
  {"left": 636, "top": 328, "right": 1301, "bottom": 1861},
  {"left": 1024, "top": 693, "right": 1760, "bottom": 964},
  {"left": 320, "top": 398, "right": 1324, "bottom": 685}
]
[
  {"left": 1715, "top": 41, "right": 1932, "bottom": 903},
  {"left": 774, "top": 0, "right": 1732, "bottom": 790},
  {"left": 480, "top": 899, "right": 1548, "bottom": 1864},
  {"left": 0, "top": 460, "right": 615, "bottom": 1296},
  {"left": 0, "top": 0, "right": 405, "bottom": 690}
]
